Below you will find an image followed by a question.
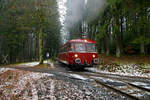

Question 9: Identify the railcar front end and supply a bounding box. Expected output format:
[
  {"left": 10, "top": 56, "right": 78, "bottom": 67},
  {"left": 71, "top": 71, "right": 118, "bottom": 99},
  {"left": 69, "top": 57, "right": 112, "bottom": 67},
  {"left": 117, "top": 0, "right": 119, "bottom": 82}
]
[{"left": 68, "top": 52, "right": 98, "bottom": 67}]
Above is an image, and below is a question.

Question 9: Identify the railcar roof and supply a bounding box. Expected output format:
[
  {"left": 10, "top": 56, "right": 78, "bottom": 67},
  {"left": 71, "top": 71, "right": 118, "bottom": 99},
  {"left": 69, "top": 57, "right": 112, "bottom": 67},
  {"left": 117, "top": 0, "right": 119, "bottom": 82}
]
[{"left": 68, "top": 39, "right": 96, "bottom": 44}]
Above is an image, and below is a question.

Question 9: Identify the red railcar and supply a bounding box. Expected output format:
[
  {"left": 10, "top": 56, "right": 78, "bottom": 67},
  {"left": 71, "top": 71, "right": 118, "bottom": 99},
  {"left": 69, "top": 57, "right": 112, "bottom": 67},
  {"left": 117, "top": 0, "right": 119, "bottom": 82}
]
[{"left": 58, "top": 39, "right": 99, "bottom": 69}]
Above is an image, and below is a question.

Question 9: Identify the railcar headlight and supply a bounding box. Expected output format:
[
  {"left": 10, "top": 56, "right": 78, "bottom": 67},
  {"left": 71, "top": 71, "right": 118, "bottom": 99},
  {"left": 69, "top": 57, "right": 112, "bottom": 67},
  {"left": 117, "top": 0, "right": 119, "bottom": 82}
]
[
  {"left": 74, "top": 54, "right": 78, "bottom": 58},
  {"left": 84, "top": 40, "right": 87, "bottom": 42},
  {"left": 93, "top": 54, "right": 95, "bottom": 58}
]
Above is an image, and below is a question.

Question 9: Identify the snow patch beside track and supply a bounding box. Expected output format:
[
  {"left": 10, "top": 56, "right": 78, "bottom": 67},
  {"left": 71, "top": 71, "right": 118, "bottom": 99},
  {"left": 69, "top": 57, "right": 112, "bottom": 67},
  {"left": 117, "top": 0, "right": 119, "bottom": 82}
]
[
  {"left": 69, "top": 74, "right": 89, "bottom": 80},
  {"left": 0, "top": 68, "right": 14, "bottom": 74},
  {"left": 86, "top": 66, "right": 150, "bottom": 78}
]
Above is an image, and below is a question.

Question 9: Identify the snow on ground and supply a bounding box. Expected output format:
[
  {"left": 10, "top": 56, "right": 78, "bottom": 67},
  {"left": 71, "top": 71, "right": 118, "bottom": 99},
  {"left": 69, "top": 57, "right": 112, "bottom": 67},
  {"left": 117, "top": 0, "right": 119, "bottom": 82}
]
[
  {"left": 132, "top": 82, "right": 150, "bottom": 89},
  {"left": 44, "top": 60, "right": 55, "bottom": 68},
  {"left": 19, "top": 62, "right": 39, "bottom": 67},
  {"left": 132, "top": 82, "right": 148, "bottom": 86},
  {"left": 0, "top": 68, "right": 125, "bottom": 100},
  {"left": 0, "top": 62, "right": 150, "bottom": 99},
  {"left": 69, "top": 74, "right": 89, "bottom": 81},
  {"left": 18, "top": 60, "right": 55, "bottom": 68},
  {"left": 91, "top": 76, "right": 123, "bottom": 84},
  {"left": 42, "top": 73, "right": 54, "bottom": 77},
  {"left": 13, "top": 72, "right": 47, "bottom": 99},
  {"left": 0, "top": 68, "right": 54, "bottom": 100},
  {"left": 86, "top": 64, "right": 150, "bottom": 78},
  {"left": 0, "top": 68, "right": 14, "bottom": 74},
  {"left": 35, "top": 75, "right": 126, "bottom": 100}
]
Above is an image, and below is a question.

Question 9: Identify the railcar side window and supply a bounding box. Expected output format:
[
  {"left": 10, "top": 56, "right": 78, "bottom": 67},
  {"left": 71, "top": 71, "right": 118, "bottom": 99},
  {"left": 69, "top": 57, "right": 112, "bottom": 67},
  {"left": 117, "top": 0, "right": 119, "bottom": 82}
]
[
  {"left": 74, "top": 43, "right": 86, "bottom": 52},
  {"left": 86, "top": 43, "right": 96, "bottom": 52},
  {"left": 68, "top": 43, "right": 73, "bottom": 52}
]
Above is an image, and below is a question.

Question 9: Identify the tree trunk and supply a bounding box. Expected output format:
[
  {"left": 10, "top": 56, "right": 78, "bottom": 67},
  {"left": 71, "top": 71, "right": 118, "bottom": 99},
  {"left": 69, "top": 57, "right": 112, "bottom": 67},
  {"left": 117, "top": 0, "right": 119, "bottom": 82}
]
[
  {"left": 140, "top": 42, "right": 145, "bottom": 55},
  {"left": 139, "top": 7, "right": 146, "bottom": 56},
  {"left": 116, "top": 34, "right": 121, "bottom": 57},
  {"left": 115, "top": 15, "right": 122, "bottom": 58},
  {"left": 106, "top": 22, "right": 110, "bottom": 56},
  {"left": 39, "top": 28, "right": 43, "bottom": 64},
  {"left": 101, "top": 38, "right": 105, "bottom": 54},
  {"left": 106, "top": 36, "right": 110, "bottom": 56},
  {"left": 36, "top": 34, "right": 39, "bottom": 61},
  {"left": 120, "top": 17, "right": 124, "bottom": 54}
]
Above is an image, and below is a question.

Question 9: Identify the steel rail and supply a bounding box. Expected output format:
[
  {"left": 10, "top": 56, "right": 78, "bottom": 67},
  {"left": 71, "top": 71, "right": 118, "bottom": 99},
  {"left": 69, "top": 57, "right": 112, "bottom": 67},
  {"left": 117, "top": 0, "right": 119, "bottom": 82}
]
[
  {"left": 93, "top": 78, "right": 142, "bottom": 100},
  {"left": 125, "top": 82, "right": 150, "bottom": 92}
]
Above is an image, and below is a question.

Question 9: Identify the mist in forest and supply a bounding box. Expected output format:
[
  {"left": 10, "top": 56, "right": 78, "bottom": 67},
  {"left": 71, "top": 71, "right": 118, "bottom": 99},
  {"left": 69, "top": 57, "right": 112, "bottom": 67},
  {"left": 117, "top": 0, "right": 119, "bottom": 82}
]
[
  {"left": 65, "top": 0, "right": 106, "bottom": 28},
  {"left": 57, "top": 0, "right": 106, "bottom": 43}
]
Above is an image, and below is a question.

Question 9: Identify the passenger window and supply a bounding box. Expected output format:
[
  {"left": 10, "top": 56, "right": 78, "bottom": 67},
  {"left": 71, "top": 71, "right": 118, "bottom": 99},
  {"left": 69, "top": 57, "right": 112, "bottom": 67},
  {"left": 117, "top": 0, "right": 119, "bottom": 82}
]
[
  {"left": 86, "top": 43, "right": 96, "bottom": 52},
  {"left": 71, "top": 43, "right": 74, "bottom": 51}
]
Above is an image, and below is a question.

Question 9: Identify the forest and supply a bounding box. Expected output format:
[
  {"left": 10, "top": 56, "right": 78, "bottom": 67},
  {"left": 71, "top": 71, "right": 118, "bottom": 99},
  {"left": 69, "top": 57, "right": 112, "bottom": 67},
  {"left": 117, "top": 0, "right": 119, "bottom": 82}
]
[
  {"left": 87, "top": 0, "right": 150, "bottom": 57},
  {"left": 0, "top": 0, "right": 150, "bottom": 65},
  {"left": 0, "top": 0, "right": 60, "bottom": 64}
]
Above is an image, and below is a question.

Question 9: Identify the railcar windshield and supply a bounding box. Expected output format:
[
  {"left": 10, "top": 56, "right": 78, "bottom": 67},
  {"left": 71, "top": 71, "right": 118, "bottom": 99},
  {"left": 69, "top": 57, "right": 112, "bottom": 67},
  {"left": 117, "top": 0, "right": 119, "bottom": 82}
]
[
  {"left": 74, "top": 43, "right": 96, "bottom": 52},
  {"left": 86, "top": 43, "right": 96, "bottom": 52},
  {"left": 74, "top": 43, "right": 86, "bottom": 52}
]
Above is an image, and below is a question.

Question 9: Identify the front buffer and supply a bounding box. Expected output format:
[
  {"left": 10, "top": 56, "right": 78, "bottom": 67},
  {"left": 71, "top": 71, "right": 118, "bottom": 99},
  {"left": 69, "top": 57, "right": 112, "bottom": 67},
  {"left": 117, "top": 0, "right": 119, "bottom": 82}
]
[{"left": 68, "top": 52, "right": 99, "bottom": 69}]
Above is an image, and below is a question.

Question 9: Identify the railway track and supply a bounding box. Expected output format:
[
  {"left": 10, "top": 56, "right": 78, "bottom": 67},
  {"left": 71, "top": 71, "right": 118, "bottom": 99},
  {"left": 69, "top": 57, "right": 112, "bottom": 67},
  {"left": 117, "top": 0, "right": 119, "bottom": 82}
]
[
  {"left": 91, "top": 77, "right": 150, "bottom": 100},
  {"left": 85, "top": 68, "right": 150, "bottom": 83},
  {"left": 93, "top": 78, "right": 140, "bottom": 100},
  {"left": 66, "top": 70, "right": 150, "bottom": 100}
]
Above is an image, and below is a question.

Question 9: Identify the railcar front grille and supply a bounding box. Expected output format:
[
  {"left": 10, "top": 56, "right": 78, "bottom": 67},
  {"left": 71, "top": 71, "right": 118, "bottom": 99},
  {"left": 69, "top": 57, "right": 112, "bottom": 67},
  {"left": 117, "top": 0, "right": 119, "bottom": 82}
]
[{"left": 75, "top": 58, "right": 81, "bottom": 64}]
